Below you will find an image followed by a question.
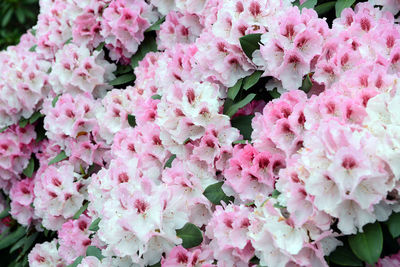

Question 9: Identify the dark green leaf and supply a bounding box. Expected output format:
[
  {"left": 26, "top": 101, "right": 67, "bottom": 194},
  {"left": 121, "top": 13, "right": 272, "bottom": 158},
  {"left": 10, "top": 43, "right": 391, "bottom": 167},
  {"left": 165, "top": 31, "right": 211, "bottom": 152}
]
[
  {"left": 301, "top": 74, "right": 312, "bottom": 93},
  {"left": 2, "top": 9, "right": 13, "bottom": 27},
  {"left": 225, "top": 93, "right": 256, "bottom": 117},
  {"left": 335, "top": 0, "right": 356, "bottom": 17},
  {"left": 386, "top": 212, "right": 400, "bottom": 238},
  {"left": 131, "top": 36, "right": 158, "bottom": 69},
  {"left": 231, "top": 115, "right": 254, "bottom": 140},
  {"left": 176, "top": 223, "right": 203, "bottom": 249},
  {"left": 203, "top": 182, "right": 234, "bottom": 205},
  {"left": 127, "top": 114, "right": 136, "bottom": 127},
  {"left": 114, "top": 64, "right": 133, "bottom": 75},
  {"left": 67, "top": 256, "right": 84, "bottom": 267},
  {"left": 15, "top": 8, "right": 25, "bottom": 24},
  {"left": 86, "top": 246, "right": 105, "bottom": 260},
  {"left": 227, "top": 79, "right": 243, "bottom": 100},
  {"left": 243, "top": 71, "right": 262, "bottom": 90},
  {"left": 109, "top": 73, "right": 135, "bottom": 86},
  {"left": 145, "top": 16, "right": 166, "bottom": 32},
  {"left": 329, "top": 243, "right": 363, "bottom": 266},
  {"left": 48, "top": 151, "right": 68, "bottom": 165},
  {"left": 19, "top": 118, "right": 29, "bottom": 128},
  {"left": 21, "top": 232, "right": 39, "bottom": 255},
  {"left": 148, "top": 262, "right": 161, "bottom": 267},
  {"left": 239, "top": 34, "right": 262, "bottom": 59},
  {"left": 22, "top": 157, "right": 35, "bottom": 178},
  {"left": 9, "top": 236, "right": 27, "bottom": 253},
  {"left": 52, "top": 95, "right": 60, "bottom": 107},
  {"left": 89, "top": 218, "right": 101, "bottom": 232},
  {"left": 315, "top": 1, "right": 335, "bottom": 15},
  {"left": 0, "top": 226, "right": 26, "bottom": 250},
  {"left": 151, "top": 94, "right": 161, "bottom": 100},
  {"left": 95, "top": 42, "right": 105, "bottom": 51},
  {"left": 73, "top": 201, "right": 89, "bottom": 220},
  {"left": 299, "top": 0, "right": 317, "bottom": 10},
  {"left": 164, "top": 154, "right": 176, "bottom": 169},
  {"left": 348, "top": 222, "right": 383, "bottom": 264},
  {"left": 29, "top": 111, "right": 43, "bottom": 124},
  {"left": 269, "top": 88, "right": 281, "bottom": 99}
]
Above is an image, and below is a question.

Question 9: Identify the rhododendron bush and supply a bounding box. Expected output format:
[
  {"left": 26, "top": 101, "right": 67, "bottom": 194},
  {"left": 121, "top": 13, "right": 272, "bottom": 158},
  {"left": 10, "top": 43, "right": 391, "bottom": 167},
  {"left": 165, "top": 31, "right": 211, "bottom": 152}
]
[{"left": 2, "top": 0, "right": 400, "bottom": 266}]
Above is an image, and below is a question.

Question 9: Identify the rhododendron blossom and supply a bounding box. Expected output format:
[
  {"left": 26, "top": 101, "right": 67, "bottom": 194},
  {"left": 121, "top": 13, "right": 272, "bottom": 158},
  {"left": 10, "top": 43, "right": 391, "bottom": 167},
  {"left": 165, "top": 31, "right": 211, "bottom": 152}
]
[{"left": 0, "top": 0, "right": 399, "bottom": 266}]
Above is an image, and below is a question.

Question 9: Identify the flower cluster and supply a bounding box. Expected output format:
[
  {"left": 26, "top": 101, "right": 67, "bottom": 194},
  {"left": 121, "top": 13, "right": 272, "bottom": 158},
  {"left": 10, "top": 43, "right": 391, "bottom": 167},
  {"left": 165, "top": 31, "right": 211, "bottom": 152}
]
[{"left": 0, "top": 0, "right": 399, "bottom": 266}]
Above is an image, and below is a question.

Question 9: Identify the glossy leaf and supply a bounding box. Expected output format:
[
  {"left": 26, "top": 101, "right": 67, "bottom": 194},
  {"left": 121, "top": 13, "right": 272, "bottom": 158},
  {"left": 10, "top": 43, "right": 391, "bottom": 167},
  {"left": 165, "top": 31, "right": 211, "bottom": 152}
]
[
  {"left": 67, "top": 256, "right": 84, "bottom": 267},
  {"left": 348, "top": 222, "right": 383, "bottom": 265},
  {"left": 203, "top": 182, "right": 234, "bottom": 205},
  {"left": 299, "top": 0, "right": 317, "bottom": 10},
  {"left": 335, "top": 0, "right": 356, "bottom": 17},
  {"left": 239, "top": 34, "right": 262, "bottom": 59},
  {"left": 176, "top": 223, "right": 203, "bottom": 249},
  {"left": 145, "top": 16, "right": 165, "bottom": 32},
  {"left": 48, "top": 151, "right": 68, "bottom": 165},
  {"left": 127, "top": 114, "right": 136, "bottom": 127},
  {"left": 227, "top": 78, "right": 243, "bottom": 100},
  {"left": 225, "top": 93, "right": 256, "bottom": 117},
  {"left": 243, "top": 71, "right": 262, "bottom": 90},
  {"left": 386, "top": 212, "right": 400, "bottom": 238},
  {"left": 315, "top": 1, "right": 335, "bottom": 15},
  {"left": 131, "top": 36, "right": 158, "bottom": 69},
  {"left": 329, "top": 243, "right": 363, "bottom": 266},
  {"left": 0, "top": 226, "right": 26, "bottom": 250},
  {"left": 73, "top": 201, "right": 89, "bottom": 220},
  {"left": 86, "top": 246, "right": 105, "bottom": 260},
  {"left": 89, "top": 218, "right": 101, "bottom": 232},
  {"left": 109, "top": 73, "right": 135, "bottom": 86},
  {"left": 22, "top": 157, "right": 35, "bottom": 178}
]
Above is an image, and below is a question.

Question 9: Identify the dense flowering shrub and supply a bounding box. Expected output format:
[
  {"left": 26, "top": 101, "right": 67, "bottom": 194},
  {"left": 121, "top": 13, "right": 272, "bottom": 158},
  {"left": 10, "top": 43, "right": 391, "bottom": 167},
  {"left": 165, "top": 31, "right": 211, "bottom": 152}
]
[{"left": 1, "top": 0, "right": 400, "bottom": 266}]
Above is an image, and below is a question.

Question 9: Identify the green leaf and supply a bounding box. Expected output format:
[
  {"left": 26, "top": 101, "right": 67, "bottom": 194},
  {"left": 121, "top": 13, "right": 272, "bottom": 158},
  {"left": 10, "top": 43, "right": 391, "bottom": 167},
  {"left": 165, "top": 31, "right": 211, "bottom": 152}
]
[
  {"left": 2, "top": 9, "right": 13, "bottom": 27},
  {"left": 95, "top": 42, "right": 105, "bottom": 51},
  {"left": 9, "top": 235, "right": 27, "bottom": 253},
  {"left": 227, "top": 79, "right": 243, "bottom": 100},
  {"left": 271, "top": 189, "right": 281, "bottom": 198},
  {"left": 30, "top": 29, "right": 36, "bottom": 36},
  {"left": 19, "top": 118, "right": 29, "bottom": 128},
  {"left": 89, "top": 218, "right": 101, "bottom": 232},
  {"left": 0, "top": 202, "right": 10, "bottom": 219},
  {"left": 151, "top": 94, "right": 162, "bottom": 100},
  {"left": 301, "top": 74, "right": 312, "bottom": 93},
  {"left": 335, "top": 0, "right": 356, "bottom": 17},
  {"left": 52, "top": 95, "right": 60, "bottom": 107},
  {"left": 109, "top": 73, "right": 135, "bottom": 86},
  {"left": 48, "top": 151, "right": 68, "bottom": 165},
  {"left": 0, "top": 226, "right": 26, "bottom": 250},
  {"left": 243, "top": 71, "right": 262, "bottom": 90},
  {"left": 348, "top": 222, "right": 383, "bottom": 265},
  {"left": 0, "top": 126, "right": 9, "bottom": 133},
  {"left": 329, "top": 243, "right": 362, "bottom": 266},
  {"left": 15, "top": 8, "right": 25, "bottom": 24},
  {"left": 145, "top": 16, "right": 166, "bottom": 32},
  {"left": 29, "top": 111, "right": 43, "bottom": 124},
  {"left": 73, "top": 201, "right": 89, "bottom": 220},
  {"left": 64, "top": 37, "right": 73, "bottom": 45},
  {"left": 268, "top": 88, "right": 281, "bottom": 99},
  {"left": 231, "top": 115, "right": 254, "bottom": 140},
  {"left": 67, "top": 256, "right": 84, "bottom": 267},
  {"left": 386, "top": 212, "right": 400, "bottom": 238},
  {"left": 22, "top": 157, "right": 35, "bottom": 178},
  {"left": 164, "top": 154, "right": 176, "bottom": 169},
  {"left": 203, "top": 182, "right": 234, "bottom": 205},
  {"left": 315, "top": 1, "right": 335, "bottom": 15},
  {"left": 21, "top": 232, "right": 39, "bottom": 255},
  {"left": 148, "top": 262, "right": 161, "bottom": 267},
  {"left": 299, "top": 0, "right": 317, "bottom": 10},
  {"left": 232, "top": 140, "right": 247, "bottom": 144},
  {"left": 176, "top": 223, "right": 203, "bottom": 249},
  {"left": 127, "top": 114, "right": 136, "bottom": 127},
  {"left": 131, "top": 35, "right": 158, "bottom": 70},
  {"left": 225, "top": 93, "right": 256, "bottom": 117},
  {"left": 86, "top": 246, "right": 105, "bottom": 260},
  {"left": 239, "top": 34, "right": 262, "bottom": 59}
]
